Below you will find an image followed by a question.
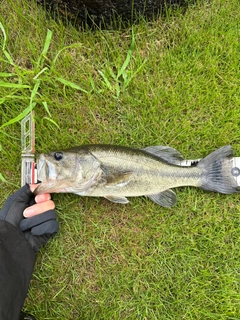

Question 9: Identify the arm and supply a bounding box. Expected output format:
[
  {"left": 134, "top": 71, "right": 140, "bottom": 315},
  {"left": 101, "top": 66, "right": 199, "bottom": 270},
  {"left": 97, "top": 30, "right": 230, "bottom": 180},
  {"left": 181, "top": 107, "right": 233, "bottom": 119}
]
[{"left": 0, "top": 184, "right": 59, "bottom": 320}]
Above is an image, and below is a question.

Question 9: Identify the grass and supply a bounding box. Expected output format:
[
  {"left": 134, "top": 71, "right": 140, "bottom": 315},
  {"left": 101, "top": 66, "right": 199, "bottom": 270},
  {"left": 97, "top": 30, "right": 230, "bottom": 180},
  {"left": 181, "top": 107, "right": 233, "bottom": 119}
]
[{"left": 1, "top": 0, "right": 240, "bottom": 319}]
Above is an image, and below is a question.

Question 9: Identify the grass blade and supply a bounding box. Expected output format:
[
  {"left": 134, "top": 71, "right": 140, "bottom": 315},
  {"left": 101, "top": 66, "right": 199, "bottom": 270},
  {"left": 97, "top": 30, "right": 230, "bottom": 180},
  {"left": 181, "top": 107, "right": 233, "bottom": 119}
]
[
  {"left": 117, "top": 29, "right": 135, "bottom": 78},
  {"left": 33, "top": 67, "right": 49, "bottom": 80},
  {"left": 56, "top": 77, "right": 88, "bottom": 93},
  {"left": 0, "top": 95, "right": 29, "bottom": 104},
  {"left": 98, "top": 70, "right": 113, "bottom": 90},
  {"left": 0, "top": 22, "right": 14, "bottom": 65},
  {"left": 0, "top": 106, "right": 34, "bottom": 129},
  {"left": 36, "top": 29, "right": 53, "bottom": 69},
  {"left": 51, "top": 43, "right": 83, "bottom": 69},
  {"left": 42, "top": 101, "right": 51, "bottom": 117},
  {"left": 123, "top": 58, "right": 147, "bottom": 88},
  {"left": 30, "top": 80, "right": 40, "bottom": 100},
  {"left": 0, "top": 72, "right": 15, "bottom": 77},
  {"left": 42, "top": 101, "right": 60, "bottom": 128},
  {"left": 0, "top": 173, "right": 7, "bottom": 183},
  {"left": 0, "top": 22, "right": 7, "bottom": 50},
  {"left": 42, "top": 116, "right": 60, "bottom": 128},
  {"left": 0, "top": 81, "right": 30, "bottom": 88}
]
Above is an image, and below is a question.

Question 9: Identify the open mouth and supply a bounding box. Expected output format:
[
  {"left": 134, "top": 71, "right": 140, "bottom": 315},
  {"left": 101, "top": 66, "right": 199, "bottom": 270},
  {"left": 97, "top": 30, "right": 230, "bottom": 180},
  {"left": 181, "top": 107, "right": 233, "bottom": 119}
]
[{"left": 36, "top": 155, "right": 46, "bottom": 183}]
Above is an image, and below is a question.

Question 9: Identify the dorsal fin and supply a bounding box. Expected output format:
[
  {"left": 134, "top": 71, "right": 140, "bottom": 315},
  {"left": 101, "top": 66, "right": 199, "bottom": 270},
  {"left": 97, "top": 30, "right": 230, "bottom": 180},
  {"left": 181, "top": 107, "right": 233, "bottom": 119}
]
[{"left": 143, "top": 146, "right": 184, "bottom": 164}]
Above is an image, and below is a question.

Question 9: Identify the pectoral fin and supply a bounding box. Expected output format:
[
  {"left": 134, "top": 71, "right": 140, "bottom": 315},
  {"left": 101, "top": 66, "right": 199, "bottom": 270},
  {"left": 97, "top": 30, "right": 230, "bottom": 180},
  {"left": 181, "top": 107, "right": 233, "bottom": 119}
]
[
  {"left": 101, "top": 166, "right": 132, "bottom": 187},
  {"left": 105, "top": 195, "right": 129, "bottom": 204},
  {"left": 147, "top": 189, "right": 177, "bottom": 207}
]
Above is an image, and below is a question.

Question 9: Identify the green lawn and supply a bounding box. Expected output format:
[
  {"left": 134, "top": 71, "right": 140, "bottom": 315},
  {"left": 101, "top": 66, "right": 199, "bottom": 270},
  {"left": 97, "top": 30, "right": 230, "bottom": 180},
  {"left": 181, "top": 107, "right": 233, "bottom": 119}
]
[{"left": 1, "top": 0, "right": 240, "bottom": 319}]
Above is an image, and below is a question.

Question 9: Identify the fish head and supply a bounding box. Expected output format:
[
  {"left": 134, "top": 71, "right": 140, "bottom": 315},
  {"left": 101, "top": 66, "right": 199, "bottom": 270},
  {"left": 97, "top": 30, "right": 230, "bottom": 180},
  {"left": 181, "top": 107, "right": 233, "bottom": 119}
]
[{"left": 35, "top": 148, "right": 100, "bottom": 194}]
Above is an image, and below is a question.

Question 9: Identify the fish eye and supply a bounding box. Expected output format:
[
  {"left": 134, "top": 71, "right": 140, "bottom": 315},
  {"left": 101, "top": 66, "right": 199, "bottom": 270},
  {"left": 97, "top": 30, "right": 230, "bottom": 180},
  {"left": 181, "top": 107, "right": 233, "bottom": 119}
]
[{"left": 54, "top": 152, "right": 63, "bottom": 161}]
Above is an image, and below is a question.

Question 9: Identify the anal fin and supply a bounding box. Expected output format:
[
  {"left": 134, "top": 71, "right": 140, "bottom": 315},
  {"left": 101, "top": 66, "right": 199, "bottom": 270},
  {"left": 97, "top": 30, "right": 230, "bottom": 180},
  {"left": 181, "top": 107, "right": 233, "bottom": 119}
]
[{"left": 147, "top": 189, "right": 177, "bottom": 207}]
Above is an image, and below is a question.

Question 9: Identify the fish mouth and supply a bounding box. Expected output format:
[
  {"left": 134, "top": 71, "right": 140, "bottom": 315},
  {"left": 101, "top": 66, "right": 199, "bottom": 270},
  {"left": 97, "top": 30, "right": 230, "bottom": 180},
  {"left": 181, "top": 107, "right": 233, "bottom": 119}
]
[
  {"left": 37, "top": 154, "right": 58, "bottom": 182},
  {"left": 36, "top": 154, "right": 47, "bottom": 183},
  {"left": 34, "top": 154, "right": 58, "bottom": 194}
]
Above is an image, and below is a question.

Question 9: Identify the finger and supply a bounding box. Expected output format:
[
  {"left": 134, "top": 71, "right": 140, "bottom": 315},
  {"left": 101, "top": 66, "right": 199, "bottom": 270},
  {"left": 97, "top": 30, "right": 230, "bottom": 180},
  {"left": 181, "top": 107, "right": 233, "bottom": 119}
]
[
  {"left": 20, "top": 210, "right": 57, "bottom": 232},
  {"left": 35, "top": 193, "right": 51, "bottom": 204},
  {"left": 29, "top": 184, "right": 40, "bottom": 192},
  {"left": 32, "top": 220, "right": 59, "bottom": 236},
  {"left": 23, "top": 200, "right": 55, "bottom": 218},
  {"left": 30, "top": 184, "right": 52, "bottom": 204}
]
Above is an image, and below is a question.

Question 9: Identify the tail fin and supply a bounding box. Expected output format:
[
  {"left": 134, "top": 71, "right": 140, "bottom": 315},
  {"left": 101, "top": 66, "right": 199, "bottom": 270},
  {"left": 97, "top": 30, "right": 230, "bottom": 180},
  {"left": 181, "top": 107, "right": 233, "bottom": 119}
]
[{"left": 198, "top": 146, "right": 239, "bottom": 194}]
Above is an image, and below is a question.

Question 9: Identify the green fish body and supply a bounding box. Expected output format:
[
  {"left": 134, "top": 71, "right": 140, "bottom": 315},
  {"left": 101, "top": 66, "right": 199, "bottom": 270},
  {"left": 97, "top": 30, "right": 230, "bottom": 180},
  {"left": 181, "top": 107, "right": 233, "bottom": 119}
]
[{"left": 35, "top": 145, "right": 238, "bottom": 207}]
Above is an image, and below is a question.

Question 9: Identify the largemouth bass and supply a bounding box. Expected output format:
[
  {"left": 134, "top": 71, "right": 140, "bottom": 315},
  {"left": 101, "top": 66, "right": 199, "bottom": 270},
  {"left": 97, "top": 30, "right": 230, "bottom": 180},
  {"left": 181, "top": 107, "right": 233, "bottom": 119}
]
[{"left": 35, "top": 145, "right": 239, "bottom": 207}]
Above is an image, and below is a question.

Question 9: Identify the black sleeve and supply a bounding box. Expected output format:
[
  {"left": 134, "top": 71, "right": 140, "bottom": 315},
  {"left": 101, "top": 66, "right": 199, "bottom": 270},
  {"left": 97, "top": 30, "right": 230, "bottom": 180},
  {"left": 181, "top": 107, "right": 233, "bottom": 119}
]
[{"left": 0, "top": 221, "right": 36, "bottom": 320}]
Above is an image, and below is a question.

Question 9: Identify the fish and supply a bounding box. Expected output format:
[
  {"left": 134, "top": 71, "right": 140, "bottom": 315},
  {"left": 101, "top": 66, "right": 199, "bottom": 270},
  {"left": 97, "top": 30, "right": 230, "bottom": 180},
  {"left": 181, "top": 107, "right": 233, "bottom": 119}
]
[{"left": 35, "top": 144, "right": 239, "bottom": 207}]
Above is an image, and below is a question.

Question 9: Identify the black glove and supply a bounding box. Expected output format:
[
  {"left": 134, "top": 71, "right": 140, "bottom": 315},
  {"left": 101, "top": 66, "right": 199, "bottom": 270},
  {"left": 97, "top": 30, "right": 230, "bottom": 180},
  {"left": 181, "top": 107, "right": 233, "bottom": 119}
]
[
  {"left": 0, "top": 185, "right": 59, "bottom": 320},
  {"left": 0, "top": 184, "right": 59, "bottom": 251}
]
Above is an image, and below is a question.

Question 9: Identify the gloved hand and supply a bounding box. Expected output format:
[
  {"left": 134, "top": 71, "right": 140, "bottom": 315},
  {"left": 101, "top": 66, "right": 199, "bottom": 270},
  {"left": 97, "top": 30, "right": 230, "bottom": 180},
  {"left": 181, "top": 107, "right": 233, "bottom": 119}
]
[
  {"left": 0, "top": 184, "right": 59, "bottom": 251},
  {"left": 0, "top": 184, "right": 59, "bottom": 320}
]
